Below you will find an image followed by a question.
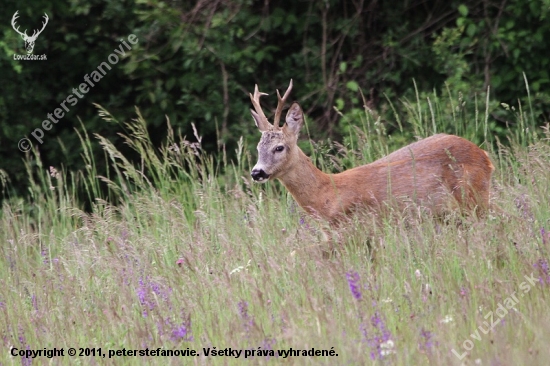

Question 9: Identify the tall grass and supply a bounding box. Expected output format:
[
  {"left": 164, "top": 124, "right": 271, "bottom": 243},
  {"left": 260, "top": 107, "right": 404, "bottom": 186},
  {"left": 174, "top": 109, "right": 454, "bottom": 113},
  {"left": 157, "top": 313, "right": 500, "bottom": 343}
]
[{"left": 1, "top": 88, "right": 549, "bottom": 365}]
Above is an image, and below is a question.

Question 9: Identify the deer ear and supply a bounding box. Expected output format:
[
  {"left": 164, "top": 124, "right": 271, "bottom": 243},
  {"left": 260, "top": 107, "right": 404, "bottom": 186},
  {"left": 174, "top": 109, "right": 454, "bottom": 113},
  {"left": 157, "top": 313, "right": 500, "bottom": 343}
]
[{"left": 284, "top": 103, "right": 303, "bottom": 136}]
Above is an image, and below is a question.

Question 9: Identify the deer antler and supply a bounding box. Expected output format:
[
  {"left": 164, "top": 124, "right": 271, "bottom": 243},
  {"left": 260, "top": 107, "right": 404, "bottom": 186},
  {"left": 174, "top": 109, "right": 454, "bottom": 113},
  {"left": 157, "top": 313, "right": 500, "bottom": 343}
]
[
  {"left": 11, "top": 11, "right": 28, "bottom": 38},
  {"left": 249, "top": 84, "right": 271, "bottom": 131},
  {"left": 273, "top": 79, "right": 293, "bottom": 129}
]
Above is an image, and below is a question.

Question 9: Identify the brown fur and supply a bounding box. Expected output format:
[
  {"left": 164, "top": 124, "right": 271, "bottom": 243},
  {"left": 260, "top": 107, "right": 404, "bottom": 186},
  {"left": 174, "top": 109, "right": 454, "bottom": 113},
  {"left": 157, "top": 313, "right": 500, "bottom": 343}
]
[{"left": 250, "top": 82, "right": 494, "bottom": 224}]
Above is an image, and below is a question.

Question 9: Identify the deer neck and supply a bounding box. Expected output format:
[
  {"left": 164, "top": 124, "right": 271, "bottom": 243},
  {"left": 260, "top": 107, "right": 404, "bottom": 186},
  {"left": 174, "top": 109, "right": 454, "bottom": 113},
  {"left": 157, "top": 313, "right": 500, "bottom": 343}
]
[{"left": 276, "top": 148, "right": 334, "bottom": 218}]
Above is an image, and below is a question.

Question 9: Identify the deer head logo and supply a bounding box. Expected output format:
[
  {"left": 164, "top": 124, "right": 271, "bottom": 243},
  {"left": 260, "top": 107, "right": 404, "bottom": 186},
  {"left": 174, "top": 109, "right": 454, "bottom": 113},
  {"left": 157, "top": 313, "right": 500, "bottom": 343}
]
[{"left": 11, "top": 11, "right": 49, "bottom": 54}]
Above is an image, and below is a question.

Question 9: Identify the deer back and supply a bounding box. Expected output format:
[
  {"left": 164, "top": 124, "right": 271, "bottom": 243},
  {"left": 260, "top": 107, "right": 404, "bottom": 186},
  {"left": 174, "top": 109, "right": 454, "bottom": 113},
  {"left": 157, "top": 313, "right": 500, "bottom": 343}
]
[{"left": 327, "top": 134, "right": 494, "bottom": 218}]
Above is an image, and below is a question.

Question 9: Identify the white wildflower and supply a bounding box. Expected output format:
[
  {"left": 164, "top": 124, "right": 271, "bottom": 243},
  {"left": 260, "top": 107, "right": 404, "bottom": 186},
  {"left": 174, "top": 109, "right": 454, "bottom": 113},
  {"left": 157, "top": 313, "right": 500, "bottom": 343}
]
[{"left": 441, "top": 315, "right": 454, "bottom": 324}]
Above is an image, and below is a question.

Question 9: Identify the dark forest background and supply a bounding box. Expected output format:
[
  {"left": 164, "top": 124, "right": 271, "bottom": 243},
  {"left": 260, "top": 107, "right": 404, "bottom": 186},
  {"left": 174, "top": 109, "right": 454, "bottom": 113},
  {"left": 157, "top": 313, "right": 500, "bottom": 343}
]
[{"left": 1, "top": 0, "right": 549, "bottom": 201}]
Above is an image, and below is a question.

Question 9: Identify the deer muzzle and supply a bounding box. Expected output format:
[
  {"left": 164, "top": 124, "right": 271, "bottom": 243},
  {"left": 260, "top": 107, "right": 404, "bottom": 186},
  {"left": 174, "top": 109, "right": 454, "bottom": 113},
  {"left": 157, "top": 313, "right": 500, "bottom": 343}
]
[{"left": 251, "top": 168, "right": 270, "bottom": 182}]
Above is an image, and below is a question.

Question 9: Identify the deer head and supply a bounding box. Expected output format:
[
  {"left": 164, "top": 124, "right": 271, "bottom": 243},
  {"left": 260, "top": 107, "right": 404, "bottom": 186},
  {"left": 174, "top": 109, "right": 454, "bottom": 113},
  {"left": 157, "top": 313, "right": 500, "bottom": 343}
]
[
  {"left": 250, "top": 80, "right": 304, "bottom": 182},
  {"left": 11, "top": 11, "right": 49, "bottom": 54}
]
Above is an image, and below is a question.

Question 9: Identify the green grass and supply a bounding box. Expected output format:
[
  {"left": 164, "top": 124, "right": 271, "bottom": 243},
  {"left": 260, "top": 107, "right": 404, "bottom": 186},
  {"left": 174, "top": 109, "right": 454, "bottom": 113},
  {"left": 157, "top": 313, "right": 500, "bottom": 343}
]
[{"left": 1, "top": 90, "right": 550, "bottom": 365}]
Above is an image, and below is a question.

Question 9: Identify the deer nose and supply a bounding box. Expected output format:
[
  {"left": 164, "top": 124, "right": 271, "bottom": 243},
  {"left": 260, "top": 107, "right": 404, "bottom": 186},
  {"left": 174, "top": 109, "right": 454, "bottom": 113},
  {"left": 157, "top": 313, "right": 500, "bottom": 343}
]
[{"left": 251, "top": 168, "right": 269, "bottom": 181}]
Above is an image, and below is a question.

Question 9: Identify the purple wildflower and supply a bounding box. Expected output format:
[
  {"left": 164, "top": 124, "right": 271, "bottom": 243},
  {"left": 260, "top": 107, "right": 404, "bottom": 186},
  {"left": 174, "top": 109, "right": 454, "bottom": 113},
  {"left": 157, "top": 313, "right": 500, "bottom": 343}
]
[
  {"left": 157, "top": 311, "right": 193, "bottom": 343},
  {"left": 120, "top": 229, "right": 129, "bottom": 243},
  {"left": 359, "top": 322, "right": 368, "bottom": 340},
  {"left": 151, "top": 282, "right": 161, "bottom": 295},
  {"left": 346, "top": 271, "right": 362, "bottom": 300},
  {"left": 22, "top": 346, "right": 32, "bottom": 366},
  {"left": 170, "top": 318, "right": 193, "bottom": 342},
  {"left": 136, "top": 276, "right": 172, "bottom": 317},
  {"left": 238, "top": 301, "right": 249, "bottom": 319},
  {"left": 137, "top": 278, "right": 148, "bottom": 306},
  {"left": 171, "top": 325, "right": 191, "bottom": 342},
  {"left": 514, "top": 194, "right": 533, "bottom": 221},
  {"left": 18, "top": 327, "right": 26, "bottom": 347},
  {"left": 120, "top": 268, "right": 131, "bottom": 286},
  {"left": 262, "top": 338, "right": 276, "bottom": 350},
  {"left": 367, "top": 312, "right": 393, "bottom": 359},
  {"left": 534, "top": 259, "right": 550, "bottom": 284},
  {"left": 371, "top": 312, "right": 391, "bottom": 342},
  {"left": 18, "top": 326, "right": 32, "bottom": 366},
  {"left": 31, "top": 295, "right": 38, "bottom": 311},
  {"left": 419, "top": 328, "right": 434, "bottom": 353},
  {"left": 238, "top": 300, "right": 255, "bottom": 337},
  {"left": 261, "top": 338, "right": 277, "bottom": 359},
  {"left": 539, "top": 259, "right": 549, "bottom": 274},
  {"left": 41, "top": 249, "right": 49, "bottom": 265},
  {"left": 542, "top": 228, "right": 548, "bottom": 245}
]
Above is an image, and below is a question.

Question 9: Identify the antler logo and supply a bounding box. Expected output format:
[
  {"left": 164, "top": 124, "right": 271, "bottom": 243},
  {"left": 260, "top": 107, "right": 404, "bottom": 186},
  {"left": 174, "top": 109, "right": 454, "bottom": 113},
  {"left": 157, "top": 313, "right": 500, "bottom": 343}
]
[{"left": 11, "top": 10, "right": 49, "bottom": 54}]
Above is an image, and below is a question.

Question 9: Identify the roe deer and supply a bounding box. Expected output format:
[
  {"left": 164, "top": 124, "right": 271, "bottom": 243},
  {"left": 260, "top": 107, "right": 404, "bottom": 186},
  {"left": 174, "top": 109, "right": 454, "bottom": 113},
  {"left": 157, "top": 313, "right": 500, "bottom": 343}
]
[{"left": 249, "top": 80, "right": 495, "bottom": 223}]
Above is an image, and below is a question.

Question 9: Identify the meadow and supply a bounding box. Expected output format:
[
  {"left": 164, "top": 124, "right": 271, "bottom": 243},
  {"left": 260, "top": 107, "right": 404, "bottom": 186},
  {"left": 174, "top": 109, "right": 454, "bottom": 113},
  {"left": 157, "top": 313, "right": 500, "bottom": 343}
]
[{"left": 1, "top": 89, "right": 549, "bottom": 365}]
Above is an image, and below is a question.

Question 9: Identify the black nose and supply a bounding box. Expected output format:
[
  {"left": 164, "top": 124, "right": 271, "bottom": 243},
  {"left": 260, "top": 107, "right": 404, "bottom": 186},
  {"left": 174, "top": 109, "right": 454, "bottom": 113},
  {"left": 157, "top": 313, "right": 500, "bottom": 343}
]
[{"left": 251, "top": 168, "right": 269, "bottom": 181}]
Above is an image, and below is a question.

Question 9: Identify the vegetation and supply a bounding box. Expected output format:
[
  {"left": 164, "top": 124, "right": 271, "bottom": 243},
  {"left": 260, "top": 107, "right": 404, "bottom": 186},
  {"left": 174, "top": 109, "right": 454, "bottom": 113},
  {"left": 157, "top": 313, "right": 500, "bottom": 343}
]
[
  {"left": 1, "top": 90, "right": 549, "bottom": 364},
  {"left": 1, "top": 0, "right": 550, "bottom": 196},
  {"left": 1, "top": 0, "right": 550, "bottom": 364}
]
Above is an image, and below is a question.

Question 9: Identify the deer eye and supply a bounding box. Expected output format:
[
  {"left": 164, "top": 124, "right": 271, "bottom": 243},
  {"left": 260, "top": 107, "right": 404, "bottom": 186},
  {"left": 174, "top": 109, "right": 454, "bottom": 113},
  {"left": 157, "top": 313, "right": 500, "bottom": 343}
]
[{"left": 275, "top": 146, "right": 284, "bottom": 152}]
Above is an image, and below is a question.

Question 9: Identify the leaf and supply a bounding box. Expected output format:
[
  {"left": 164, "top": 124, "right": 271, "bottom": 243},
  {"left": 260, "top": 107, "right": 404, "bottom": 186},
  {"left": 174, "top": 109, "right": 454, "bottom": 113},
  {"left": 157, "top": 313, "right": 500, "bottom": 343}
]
[
  {"left": 466, "top": 23, "right": 477, "bottom": 37},
  {"left": 346, "top": 81, "right": 359, "bottom": 92},
  {"left": 340, "top": 62, "right": 347, "bottom": 73},
  {"left": 166, "top": 78, "right": 176, "bottom": 90},
  {"left": 458, "top": 4, "right": 468, "bottom": 17},
  {"left": 336, "top": 98, "right": 345, "bottom": 110},
  {"left": 254, "top": 50, "right": 265, "bottom": 63}
]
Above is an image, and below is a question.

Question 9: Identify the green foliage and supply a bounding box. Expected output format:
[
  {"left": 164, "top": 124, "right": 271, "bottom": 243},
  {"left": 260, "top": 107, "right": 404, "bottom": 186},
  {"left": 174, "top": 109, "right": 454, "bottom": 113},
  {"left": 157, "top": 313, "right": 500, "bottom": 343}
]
[
  {"left": 1, "top": 0, "right": 550, "bottom": 200},
  {"left": 433, "top": 1, "right": 550, "bottom": 117}
]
